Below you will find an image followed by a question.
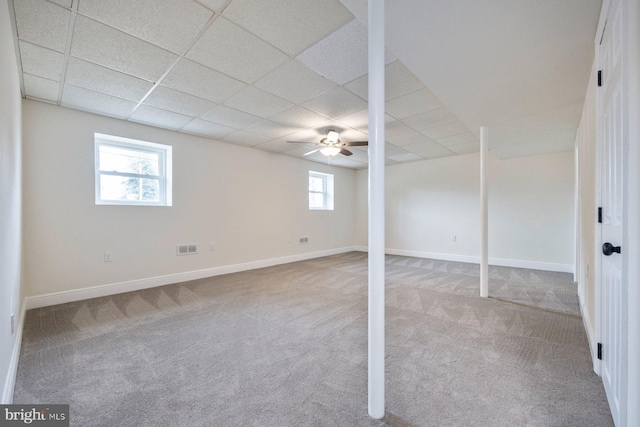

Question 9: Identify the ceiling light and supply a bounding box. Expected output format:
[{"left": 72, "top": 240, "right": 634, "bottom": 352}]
[
  {"left": 326, "top": 130, "right": 340, "bottom": 143},
  {"left": 320, "top": 146, "right": 341, "bottom": 156}
]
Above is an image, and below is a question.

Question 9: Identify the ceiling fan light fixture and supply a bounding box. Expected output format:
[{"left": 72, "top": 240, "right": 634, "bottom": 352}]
[
  {"left": 326, "top": 130, "right": 340, "bottom": 143},
  {"left": 320, "top": 146, "right": 341, "bottom": 156}
]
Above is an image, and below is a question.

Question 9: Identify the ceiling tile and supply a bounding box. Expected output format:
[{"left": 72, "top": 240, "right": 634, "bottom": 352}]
[
  {"left": 388, "top": 152, "right": 423, "bottom": 163},
  {"left": 23, "top": 74, "right": 59, "bottom": 102},
  {"left": 78, "top": 0, "right": 213, "bottom": 54},
  {"left": 322, "top": 156, "right": 367, "bottom": 169},
  {"left": 343, "top": 74, "right": 367, "bottom": 100},
  {"left": 181, "top": 119, "right": 236, "bottom": 139},
  {"left": 297, "top": 19, "right": 394, "bottom": 85},
  {"left": 65, "top": 57, "right": 153, "bottom": 101},
  {"left": 269, "top": 107, "right": 329, "bottom": 129},
  {"left": 255, "top": 60, "right": 336, "bottom": 104},
  {"left": 129, "top": 105, "right": 193, "bottom": 130},
  {"left": 306, "top": 119, "right": 355, "bottom": 135},
  {"left": 337, "top": 109, "right": 395, "bottom": 133},
  {"left": 71, "top": 16, "right": 178, "bottom": 82},
  {"left": 302, "top": 87, "right": 366, "bottom": 119},
  {"left": 61, "top": 85, "right": 137, "bottom": 119},
  {"left": 384, "top": 143, "right": 409, "bottom": 157},
  {"left": 162, "top": 59, "right": 246, "bottom": 104},
  {"left": 435, "top": 132, "right": 479, "bottom": 147},
  {"left": 244, "top": 121, "right": 298, "bottom": 139},
  {"left": 385, "top": 158, "right": 399, "bottom": 166},
  {"left": 385, "top": 88, "right": 444, "bottom": 120},
  {"left": 343, "top": 60, "right": 421, "bottom": 101},
  {"left": 18, "top": 41, "right": 64, "bottom": 81},
  {"left": 403, "top": 108, "right": 459, "bottom": 131},
  {"left": 448, "top": 141, "right": 481, "bottom": 154},
  {"left": 385, "top": 121, "right": 420, "bottom": 143},
  {"left": 195, "top": 0, "right": 227, "bottom": 12},
  {"left": 48, "top": 0, "right": 71, "bottom": 7},
  {"left": 421, "top": 121, "right": 471, "bottom": 139},
  {"left": 186, "top": 17, "right": 288, "bottom": 84},
  {"left": 14, "top": 0, "right": 69, "bottom": 52},
  {"left": 413, "top": 145, "right": 455, "bottom": 159},
  {"left": 385, "top": 61, "right": 426, "bottom": 100},
  {"left": 386, "top": 131, "right": 435, "bottom": 147},
  {"left": 144, "top": 86, "right": 216, "bottom": 117},
  {"left": 200, "top": 105, "right": 261, "bottom": 129},
  {"left": 402, "top": 138, "right": 446, "bottom": 153},
  {"left": 223, "top": 86, "right": 293, "bottom": 119},
  {"left": 223, "top": 0, "right": 354, "bottom": 56},
  {"left": 284, "top": 128, "right": 324, "bottom": 143},
  {"left": 252, "top": 139, "right": 295, "bottom": 153},
  {"left": 281, "top": 145, "right": 321, "bottom": 159},
  {"left": 222, "top": 130, "right": 271, "bottom": 147},
  {"left": 423, "top": 151, "right": 456, "bottom": 160}
]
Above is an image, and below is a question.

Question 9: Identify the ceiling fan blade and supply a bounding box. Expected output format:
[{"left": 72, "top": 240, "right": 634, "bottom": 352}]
[
  {"left": 304, "top": 148, "right": 320, "bottom": 156},
  {"left": 339, "top": 148, "right": 353, "bottom": 156},
  {"left": 343, "top": 141, "right": 368, "bottom": 146},
  {"left": 287, "top": 140, "right": 315, "bottom": 144}
]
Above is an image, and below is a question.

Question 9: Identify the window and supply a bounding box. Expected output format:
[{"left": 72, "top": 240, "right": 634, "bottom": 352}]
[
  {"left": 309, "top": 171, "right": 334, "bottom": 210},
  {"left": 95, "top": 133, "right": 172, "bottom": 206}
]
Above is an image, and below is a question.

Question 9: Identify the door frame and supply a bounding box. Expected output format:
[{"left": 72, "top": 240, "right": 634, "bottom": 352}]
[
  {"left": 593, "top": 0, "right": 609, "bottom": 380},
  {"left": 594, "top": 0, "right": 640, "bottom": 424},
  {"left": 623, "top": 0, "right": 639, "bottom": 425}
]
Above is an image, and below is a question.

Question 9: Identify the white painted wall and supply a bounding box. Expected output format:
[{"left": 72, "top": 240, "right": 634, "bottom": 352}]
[
  {"left": 0, "top": 1, "right": 23, "bottom": 403},
  {"left": 22, "top": 101, "right": 356, "bottom": 298},
  {"left": 355, "top": 151, "right": 575, "bottom": 270}
]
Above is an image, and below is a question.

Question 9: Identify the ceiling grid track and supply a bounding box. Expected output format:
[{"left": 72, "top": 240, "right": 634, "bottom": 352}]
[
  {"left": 126, "top": 11, "right": 222, "bottom": 120},
  {"left": 56, "top": 0, "right": 79, "bottom": 106},
  {"left": 7, "top": 0, "right": 25, "bottom": 98}
]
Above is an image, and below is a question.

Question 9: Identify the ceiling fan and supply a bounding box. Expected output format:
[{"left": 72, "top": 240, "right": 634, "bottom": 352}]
[{"left": 287, "top": 129, "right": 368, "bottom": 157}]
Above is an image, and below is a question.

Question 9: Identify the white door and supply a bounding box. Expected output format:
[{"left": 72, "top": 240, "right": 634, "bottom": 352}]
[{"left": 599, "top": 0, "right": 625, "bottom": 423}]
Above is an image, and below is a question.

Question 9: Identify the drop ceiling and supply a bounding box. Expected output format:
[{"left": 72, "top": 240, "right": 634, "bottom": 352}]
[{"left": 8, "top": 0, "right": 601, "bottom": 169}]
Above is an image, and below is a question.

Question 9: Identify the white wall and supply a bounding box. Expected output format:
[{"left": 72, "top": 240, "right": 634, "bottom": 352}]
[
  {"left": 355, "top": 151, "right": 575, "bottom": 270},
  {"left": 0, "top": 1, "right": 23, "bottom": 403},
  {"left": 22, "top": 101, "right": 356, "bottom": 299}
]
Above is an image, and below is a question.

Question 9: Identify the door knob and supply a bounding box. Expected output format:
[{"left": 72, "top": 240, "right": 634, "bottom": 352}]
[{"left": 602, "top": 242, "right": 621, "bottom": 256}]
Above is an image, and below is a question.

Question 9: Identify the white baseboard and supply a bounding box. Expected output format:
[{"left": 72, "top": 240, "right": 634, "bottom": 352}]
[
  {"left": 354, "top": 246, "right": 573, "bottom": 273},
  {"left": 2, "top": 301, "right": 26, "bottom": 404},
  {"left": 25, "top": 246, "right": 356, "bottom": 310},
  {"left": 580, "top": 299, "right": 600, "bottom": 375}
]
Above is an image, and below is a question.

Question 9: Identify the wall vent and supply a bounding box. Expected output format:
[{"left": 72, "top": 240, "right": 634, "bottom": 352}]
[{"left": 177, "top": 244, "right": 197, "bottom": 255}]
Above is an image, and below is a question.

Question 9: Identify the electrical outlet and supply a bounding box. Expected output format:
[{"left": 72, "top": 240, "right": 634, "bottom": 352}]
[
  {"left": 104, "top": 252, "right": 113, "bottom": 262},
  {"left": 299, "top": 237, "right": 309, "bottom": 245},
  {"left": 210, "top": 243, "right": 215, "bottom": 252},
  {"left": 451, "top": 235, "right": 457, "bottom": 242}
]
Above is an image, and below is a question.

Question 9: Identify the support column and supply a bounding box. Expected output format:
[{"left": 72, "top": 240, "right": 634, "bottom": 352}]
[
  {"left": 368, "top": 0, "right": 385, "bottom": 419},
  {"left": 480, "top": 127, "right": 489, "bottom": 298}
]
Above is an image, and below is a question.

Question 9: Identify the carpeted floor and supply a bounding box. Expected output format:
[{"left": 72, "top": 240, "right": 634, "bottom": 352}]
[{"left": 14, "top": 252, "right": 612, "bottom": 426}]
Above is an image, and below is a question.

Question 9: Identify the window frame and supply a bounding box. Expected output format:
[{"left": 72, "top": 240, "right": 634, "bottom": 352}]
[
  {"left": 309, "top": 171, "right": 334, "bottom": 211},
  {"left": 94, "top": 133, "right": 173, "bottom": 206}
]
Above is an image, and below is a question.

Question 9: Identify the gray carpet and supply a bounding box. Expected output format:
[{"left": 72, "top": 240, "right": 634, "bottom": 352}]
[{"left": 14, "top": 252, "right": 611, "bottom": 426}]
